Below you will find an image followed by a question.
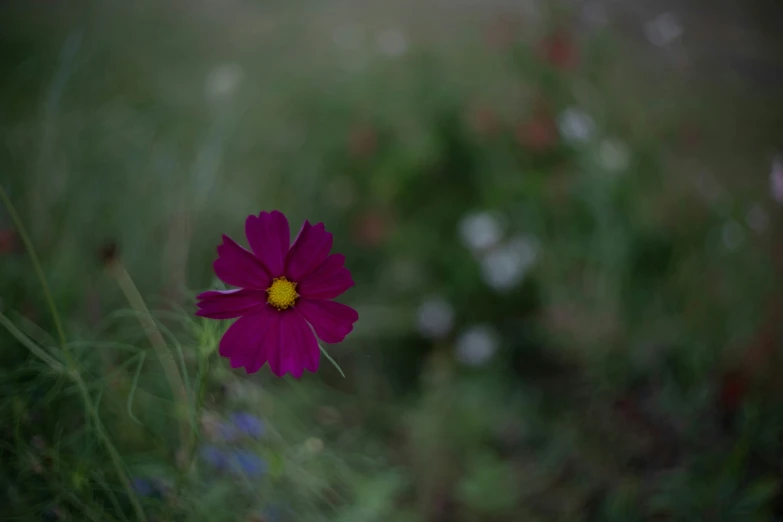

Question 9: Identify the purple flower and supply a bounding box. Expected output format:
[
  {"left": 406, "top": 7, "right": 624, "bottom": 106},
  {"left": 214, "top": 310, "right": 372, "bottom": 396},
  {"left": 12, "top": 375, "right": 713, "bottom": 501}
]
[
  {"left": 199, "top": 445, "right": 266, "bottom": 478},
  {"left": 215, "top": 412, "right": 264, "bottom": 442},
  {"left": 230, "top": 412, "right": 265, "bottom": 439},
  {"left": 227, "top": 449, "right": 267, "bottom": 478},
  {"left": 196, "top": 211, "right": 358, "bottom": 378}
]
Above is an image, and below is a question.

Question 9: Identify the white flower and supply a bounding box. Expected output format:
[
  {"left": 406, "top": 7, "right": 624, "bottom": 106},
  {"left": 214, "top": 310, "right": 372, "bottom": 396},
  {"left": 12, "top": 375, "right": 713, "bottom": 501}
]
[
  {"left": 480, "top": 235, "right": 538, "bottom": 292},
  {"left": 598, "top": 138, "right": 630, "bottom": 173},
  {"left": 458, "top": 212, "right": 503, "bottom": 252},
  {"left": 376, "top": 29, "right": 408, "bottom": 58},
  {"left": 481, "top": 250, "right": 520, "bottom": 291},
  {"left": 721, "top": 220, "right": 744, "bottom": 251},
  {"left": 558, "top": 108, "right": 595, "bottom": 144},
  {"left": 416, "top": 297, "right": 454, "bottom": 339},
  {"left": 455, "top": 325, "right": 499, "bottom": 367},
  {"left": 745, "top": 203, "right": 768, "bottom": 233},
  {"left": 204, "top": 63, "right": 244, "bottom": 99},
  {"left": 771, "top": 157, "right": 783, "bottom": 203},
  {"left": 644, "top": 13, "right": 683, "bottom": 47}
]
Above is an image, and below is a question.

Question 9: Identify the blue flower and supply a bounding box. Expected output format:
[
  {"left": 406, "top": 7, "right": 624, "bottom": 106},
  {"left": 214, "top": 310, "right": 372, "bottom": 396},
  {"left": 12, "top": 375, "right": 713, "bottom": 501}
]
[
  {"left": 213, "top": 412, "right": 265, "bottom": 442},
  {"left": 230, "top": 412, "right": 265, "bottom": 439},
  {"left": 227, "top": 449, "right": 266, "bottom": 478},
  {"left": 200, "top": 445, "right": 266, "bottom": 479}
]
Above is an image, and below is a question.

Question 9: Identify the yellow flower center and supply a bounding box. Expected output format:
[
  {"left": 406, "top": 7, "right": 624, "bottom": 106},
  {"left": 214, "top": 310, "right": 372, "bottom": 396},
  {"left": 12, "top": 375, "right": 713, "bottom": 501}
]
[{"left": 266, "top": 277, "right": 298, "bottom": 310}]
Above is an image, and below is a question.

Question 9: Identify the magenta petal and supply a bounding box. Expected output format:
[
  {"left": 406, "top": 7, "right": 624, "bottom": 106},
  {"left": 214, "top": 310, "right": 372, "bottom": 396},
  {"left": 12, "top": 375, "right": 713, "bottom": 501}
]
[
  {"left": 218, "top": 306, "right": 277, "bottom": 370},
  {"left": 244, "top": 311, "right": 318, "bottom": 378},
  {"left": 285, "top": 311, "right": 320, "bottom": 374},
  {"left": 297, "top": 254, "right": 355, "bottom": 299},
  {"left": 296, "top": 298, "right": 358, "bottom": 344},
  {"left": 246, "top": 316, "right": 282, "bottom": 375},
  {"left": 196, "top": 288, "right": 267, "bottom": 319},
  {"left": 285, "top": 221, "right": 333, "bottom": 281},
  {"left": 263, "top": 311, "right": 320, "bottom": 377},
  {"left": 213, "top": 235, "right": 271, "bottom": 290},
  {"left": 245, "top": 211, "right": 290, "bottom": 277}
]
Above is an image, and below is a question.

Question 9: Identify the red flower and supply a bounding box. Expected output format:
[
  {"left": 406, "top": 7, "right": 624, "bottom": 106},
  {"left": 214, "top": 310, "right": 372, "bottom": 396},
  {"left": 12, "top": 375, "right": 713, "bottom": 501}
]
[
  {"left": 196, "top": 211, "right": 358, "bottom": 378},
  {"left": 537, "top": 30, "right": 579, "bottom": 71},
  {"left": 516, "top": 110, "right": 558, "bottom": 152}
]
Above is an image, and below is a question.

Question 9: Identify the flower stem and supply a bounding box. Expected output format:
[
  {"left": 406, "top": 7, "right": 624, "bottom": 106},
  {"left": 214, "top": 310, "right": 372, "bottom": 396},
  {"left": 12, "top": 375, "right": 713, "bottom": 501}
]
[{"left": 109, "top": 262, "right": 194, "bottom": 460}]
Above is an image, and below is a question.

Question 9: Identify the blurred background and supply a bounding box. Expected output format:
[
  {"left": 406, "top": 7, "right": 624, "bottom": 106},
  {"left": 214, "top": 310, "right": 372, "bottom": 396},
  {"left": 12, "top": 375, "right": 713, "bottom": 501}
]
[{"left": 2, "top": 0, "right": 783, "bottom": 520}]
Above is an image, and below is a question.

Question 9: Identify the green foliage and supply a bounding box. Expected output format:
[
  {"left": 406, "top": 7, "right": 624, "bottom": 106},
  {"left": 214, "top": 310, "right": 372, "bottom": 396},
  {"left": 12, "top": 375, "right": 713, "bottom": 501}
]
[
  {"left": 2, "top": 0, "right": 783, "bottom": 521},
  {"left": 456, "top": 452, "right": 517, "bottom": 515}
]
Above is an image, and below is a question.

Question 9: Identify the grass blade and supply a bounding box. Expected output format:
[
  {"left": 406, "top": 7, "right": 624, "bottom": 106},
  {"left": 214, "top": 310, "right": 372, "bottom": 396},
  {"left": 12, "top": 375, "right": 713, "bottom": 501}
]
[{"left": 319, "top": 343, "right": 346, "bottom": 379}]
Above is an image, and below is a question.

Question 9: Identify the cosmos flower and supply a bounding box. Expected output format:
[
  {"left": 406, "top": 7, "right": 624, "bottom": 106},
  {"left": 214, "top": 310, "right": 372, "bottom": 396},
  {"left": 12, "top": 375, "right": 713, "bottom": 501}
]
[{"left": 196, "top": 211, "right": 358, "bottom": 378}]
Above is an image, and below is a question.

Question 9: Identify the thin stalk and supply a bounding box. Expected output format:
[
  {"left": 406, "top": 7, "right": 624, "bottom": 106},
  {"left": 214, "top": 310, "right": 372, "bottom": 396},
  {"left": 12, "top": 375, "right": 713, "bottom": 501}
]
[
  {"left": 0, "top": 185, "right": 67, "bottom": 347},
  {"left": 0, "top": 184, "right": 148, "bottom": 522},
  {"left": 108, "top": 262, "right": 193, "bottom": 458}
]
